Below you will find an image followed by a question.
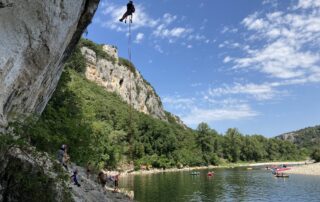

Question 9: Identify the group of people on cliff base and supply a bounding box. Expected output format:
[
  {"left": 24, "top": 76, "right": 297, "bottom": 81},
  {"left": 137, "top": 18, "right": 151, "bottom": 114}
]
[{"left": 57, "top": 144, "right": 120, "bottom": 192}]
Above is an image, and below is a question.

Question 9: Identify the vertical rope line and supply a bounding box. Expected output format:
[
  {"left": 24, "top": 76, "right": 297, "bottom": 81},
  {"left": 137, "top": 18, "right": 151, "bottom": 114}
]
[{"left": 128, "top": 16, "right": 133, "bottom": 159}]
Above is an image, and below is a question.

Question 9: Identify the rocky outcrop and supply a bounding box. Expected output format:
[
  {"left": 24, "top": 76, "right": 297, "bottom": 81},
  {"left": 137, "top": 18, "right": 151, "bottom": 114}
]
[
  {"left": 0, "top": 0, "right": 100, "bottom": 129},
  {"left": 81, "top": 45, "right": 167, "bottom": 120},
  {"left": 0, "top": 147, "right": 72, "bottom": 202},
  {"left": 275, "top": 125, "right": 320, "bottom": 149}
]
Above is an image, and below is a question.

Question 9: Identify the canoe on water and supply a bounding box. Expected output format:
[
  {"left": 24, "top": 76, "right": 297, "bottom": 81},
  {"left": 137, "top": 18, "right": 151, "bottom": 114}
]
[
  {"left": 207, "top": 172, "right": 214, "bottom": 176},
  {"left": 274, "top": 173, "right": 289, "bottom": 178},
  {"left": 275, "top": 167, "right": 291, "bottom": 172},
  {"left": 190, "top": 171, "right": 200, "bottom": 175}
]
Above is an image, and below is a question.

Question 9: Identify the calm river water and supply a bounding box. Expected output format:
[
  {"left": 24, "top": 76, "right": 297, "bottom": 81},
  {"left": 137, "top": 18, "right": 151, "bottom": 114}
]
[{"left": 120, "top": 167, "right": 320, "bottom": 202}]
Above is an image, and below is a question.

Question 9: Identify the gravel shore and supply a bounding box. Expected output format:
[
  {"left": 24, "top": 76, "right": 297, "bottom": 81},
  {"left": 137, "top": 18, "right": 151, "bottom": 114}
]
[{"left": 284, "top": 163, "right": 320, "bottom": 176}]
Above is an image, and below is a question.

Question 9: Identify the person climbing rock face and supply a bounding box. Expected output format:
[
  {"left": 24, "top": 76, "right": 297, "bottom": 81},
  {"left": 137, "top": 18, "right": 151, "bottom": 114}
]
[{"left": 119, "top": 0, "right": 135, "bottom": 23}]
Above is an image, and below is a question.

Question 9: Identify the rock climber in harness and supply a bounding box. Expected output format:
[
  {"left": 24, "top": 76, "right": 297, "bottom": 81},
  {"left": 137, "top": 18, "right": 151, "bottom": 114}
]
[{"left": 119, "top": 0, "right": 135, "bottom": 23}]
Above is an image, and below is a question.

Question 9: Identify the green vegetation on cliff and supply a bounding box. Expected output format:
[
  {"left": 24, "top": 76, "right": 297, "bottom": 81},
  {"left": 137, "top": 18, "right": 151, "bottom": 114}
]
[
  {"left": 24, "top": 41, "right": 305, "bottom": 170},
  {"left": 276, "top": 125, "right": 320, "bottom": 153}
]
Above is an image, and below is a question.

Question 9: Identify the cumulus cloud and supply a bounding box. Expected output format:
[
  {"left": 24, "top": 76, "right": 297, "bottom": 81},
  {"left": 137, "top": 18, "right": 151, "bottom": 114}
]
[
  {"left": 295, "top": 0, "right": 320, "bottom": 9},
  {"left": 134, "top": 33, "right": 144, "bottom": 43},
  {"left": 207, "top": 83, "right": 278, "bottom": 101},
  {"left": 182, "top": 104, "right": 258, "bottom": 126},
  {"left": 163, "top": 94, "right": 258, "bottom": 126},
  {"left": 225, "top": 0, "right": 320, "bottom": 82}
]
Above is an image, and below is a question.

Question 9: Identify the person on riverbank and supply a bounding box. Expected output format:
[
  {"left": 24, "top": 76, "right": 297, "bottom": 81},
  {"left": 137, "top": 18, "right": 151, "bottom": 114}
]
[
  {"left": 86, "top": 162, "right": 92, "bottom": 179},
  {"left": 71, "top": 169, "right": 81, "bottom": 187},
  {"left": 97, "top": 171, "right": 108, "bottom": 187},
  {"left": 57, "top": 144, "right": 69, "bottom": 170},
  {"left": 113, "top": 173, "right": 120, "bottom": 192}
]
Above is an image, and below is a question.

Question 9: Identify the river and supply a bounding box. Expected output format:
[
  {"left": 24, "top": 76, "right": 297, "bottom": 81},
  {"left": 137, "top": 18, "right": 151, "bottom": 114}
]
[{"left": 120, "top": 167, "right": 320, "bottom": 202}]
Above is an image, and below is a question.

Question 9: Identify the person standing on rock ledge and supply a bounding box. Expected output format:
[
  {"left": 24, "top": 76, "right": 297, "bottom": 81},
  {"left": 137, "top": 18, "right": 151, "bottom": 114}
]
[
  {"left": 57, "top": 144, "right": 69, "bottom": 171},
  {"left": 113, "top": 173, "right": 120, "bottom": 192}
]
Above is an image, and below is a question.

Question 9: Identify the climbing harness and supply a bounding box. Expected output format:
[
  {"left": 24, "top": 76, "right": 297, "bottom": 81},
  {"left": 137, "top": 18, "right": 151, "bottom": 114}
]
[{"left": 124, "top": 15, "right": 133, "bottom": 24}]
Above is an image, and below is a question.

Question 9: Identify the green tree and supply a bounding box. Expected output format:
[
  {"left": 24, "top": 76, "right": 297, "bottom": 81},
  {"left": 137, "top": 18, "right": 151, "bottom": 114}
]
[
  {"left": 224, "top": 128, "right": 242, "bottom": 162},
  {"left": 311, "top": 148, "right": 320, "bottom": 162}
]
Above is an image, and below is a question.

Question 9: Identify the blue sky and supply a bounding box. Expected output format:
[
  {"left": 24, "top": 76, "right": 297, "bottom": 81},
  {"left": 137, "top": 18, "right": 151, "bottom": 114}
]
[{"left": 86, "top": 0, "right": 320, "bottom": 137}]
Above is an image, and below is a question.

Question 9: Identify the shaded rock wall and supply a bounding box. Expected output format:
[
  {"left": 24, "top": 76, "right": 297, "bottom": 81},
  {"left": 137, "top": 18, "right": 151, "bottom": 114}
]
[{"left": 0, "top": 0, "right": 100, "bottom": 128}]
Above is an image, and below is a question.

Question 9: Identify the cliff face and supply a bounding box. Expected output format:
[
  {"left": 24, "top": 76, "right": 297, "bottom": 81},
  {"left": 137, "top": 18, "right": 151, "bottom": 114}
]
[
  {"left": 276, "top": 125, "right": 320, "bottom": 150},
  {"left": 81, "top": 45, "right": 167, "bottom": 120},
  {"left": 0, "top": 0, "right": 100, "bottom": 128}
]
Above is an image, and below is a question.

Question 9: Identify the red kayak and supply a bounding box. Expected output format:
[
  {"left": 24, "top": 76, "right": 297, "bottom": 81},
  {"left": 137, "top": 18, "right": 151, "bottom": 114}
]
[
  {"left": 207, "top": 172, "right": 214, "bottom": 176},
  {"left": 276, "top": 167, "right": 291, "bottom": 172}
]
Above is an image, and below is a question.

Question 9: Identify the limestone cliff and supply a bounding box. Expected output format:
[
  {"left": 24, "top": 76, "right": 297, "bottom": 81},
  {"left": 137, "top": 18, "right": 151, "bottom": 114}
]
[
  {"left": 81, "top": 44, "right": 167, "bottom": 121},
  {"left": 0, "top": 0, "right": 100, "bottom": 129}
]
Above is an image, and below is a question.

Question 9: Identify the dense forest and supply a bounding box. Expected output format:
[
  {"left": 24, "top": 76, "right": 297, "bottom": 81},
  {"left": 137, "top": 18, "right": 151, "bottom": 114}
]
[{"left": 9, "top": 40, "right": 307, "bottom": 170}]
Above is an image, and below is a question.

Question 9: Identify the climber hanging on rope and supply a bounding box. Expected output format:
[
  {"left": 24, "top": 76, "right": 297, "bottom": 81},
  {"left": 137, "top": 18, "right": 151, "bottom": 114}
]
[
  {"left": 0, "top": 1, "right": 13, "bottom": 8},
  {"left": 119, "top": 0, "right": 135, "bottom": 23}
]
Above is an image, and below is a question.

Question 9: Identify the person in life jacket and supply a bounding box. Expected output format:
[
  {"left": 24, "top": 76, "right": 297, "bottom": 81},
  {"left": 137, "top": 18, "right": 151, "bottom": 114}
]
[{"left": 119, "top": 0, "right": 135, "bottom": 22}]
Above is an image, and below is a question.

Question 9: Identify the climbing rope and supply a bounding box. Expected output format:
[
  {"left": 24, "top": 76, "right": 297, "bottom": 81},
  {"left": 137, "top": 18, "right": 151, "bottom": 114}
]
[{"left": 127, "top": 15, "right": 134, "bottom": 159}]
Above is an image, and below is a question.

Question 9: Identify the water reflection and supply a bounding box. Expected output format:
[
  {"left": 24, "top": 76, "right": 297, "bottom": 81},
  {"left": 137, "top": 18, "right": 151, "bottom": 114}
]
[{"left": 120, "top": 168, "right": 320, "bottom": 202}]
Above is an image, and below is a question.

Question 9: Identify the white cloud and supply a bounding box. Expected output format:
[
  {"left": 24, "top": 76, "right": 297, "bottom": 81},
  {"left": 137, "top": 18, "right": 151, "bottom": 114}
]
[
  {"left": 221, "top": 26, "right": 238, "bottom": 34},
  {"left": 296, "top": 0, "right": 320, "bottom": 9},
  {"left": 162, "top": 13, "right": 177, "bottom": 25},
  {"left": 208, "top": 83, "right": 278, "bottom": 101},
  {"left": 164, "top": 94, "right": 258, "bottom": 126},
  {"left": 226, "top": 1, "right": 320, "bottom": 82},
  {"left": 182, "top": 104, "right": 258, "bottom": 126},
  {"left": 163, "top": 96, "right": 195, "bottom": 111},
  {"left": 223, "top": 56, "right": 232, "bottom": 63},
  {"left": 134, "top": 33, "right": 144, "bottom": 43},
  {"left": 154, "top": 44, "right": 163, "bottom": 53},
  {"left": 153, "top": 26, "right": 193, "bottom": 39}
]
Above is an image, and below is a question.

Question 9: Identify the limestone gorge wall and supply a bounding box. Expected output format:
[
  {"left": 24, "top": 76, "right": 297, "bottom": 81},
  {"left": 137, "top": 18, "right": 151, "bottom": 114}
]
[
  {"left": 81, "top": 45, "right": 167, "bottom": 120},
  {"left": 0, "top": 0, "right": 100, "bottom": 128}
]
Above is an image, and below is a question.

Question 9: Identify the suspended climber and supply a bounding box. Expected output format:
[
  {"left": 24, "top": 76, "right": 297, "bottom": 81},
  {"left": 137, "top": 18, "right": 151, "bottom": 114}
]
[{"left": 119, "top": 0, "right": 135, "bottom": 23}]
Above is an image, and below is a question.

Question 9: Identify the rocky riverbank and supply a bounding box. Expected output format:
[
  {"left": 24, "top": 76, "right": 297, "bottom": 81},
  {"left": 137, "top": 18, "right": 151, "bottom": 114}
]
[{"left": 69, "top": 164, "right": 133, "bottom": 202}]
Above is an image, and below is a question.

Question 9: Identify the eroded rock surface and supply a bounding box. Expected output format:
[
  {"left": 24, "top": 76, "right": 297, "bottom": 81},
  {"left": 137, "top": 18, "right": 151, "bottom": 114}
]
[
  {"left": 0, "top": 0, "right": 99, "bottom": 128},
  {"left": 81, "top": 45, "right": 167, "bottom": 120}
]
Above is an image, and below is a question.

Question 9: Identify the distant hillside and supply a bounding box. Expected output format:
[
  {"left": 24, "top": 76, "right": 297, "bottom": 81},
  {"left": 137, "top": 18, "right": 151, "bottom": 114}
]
[{"left": 276, "top": 125, "right": 320, "bottom": 151}]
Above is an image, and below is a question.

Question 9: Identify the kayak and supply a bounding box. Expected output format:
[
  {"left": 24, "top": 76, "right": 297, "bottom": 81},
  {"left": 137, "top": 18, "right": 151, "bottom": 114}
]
[
  {"left": 275, "top": 167, "right": 291, "bottom": 172},
  {"left": 274, "top": 173, "right": 289, "bottom": 178},
  {"left": 190, "top": 171, "right": 200, "bottom": 175},
  {"left": 207, "top": 172, "right": 214, "bottom": 176}
]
